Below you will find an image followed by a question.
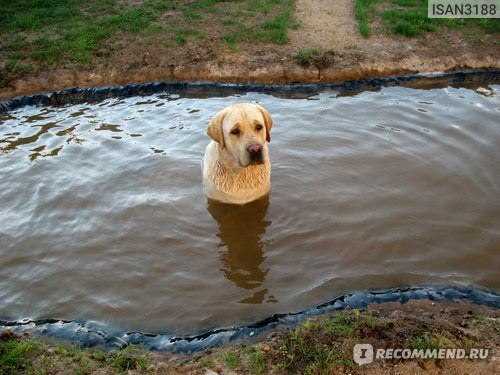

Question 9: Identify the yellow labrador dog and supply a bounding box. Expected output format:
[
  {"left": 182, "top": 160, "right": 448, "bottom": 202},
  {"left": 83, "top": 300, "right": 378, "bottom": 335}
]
[{"left": 202, "top": 103, "right": 273, "bottom": 205}]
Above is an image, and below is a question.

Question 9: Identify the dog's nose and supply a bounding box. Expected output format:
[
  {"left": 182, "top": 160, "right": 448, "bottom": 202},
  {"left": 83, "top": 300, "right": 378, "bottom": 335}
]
[
  {"left": 247, "top": 143, "right": 263, "bottom": 163},
  {"left": 247, "top": 143, "right": 263, "bottom": 155}
]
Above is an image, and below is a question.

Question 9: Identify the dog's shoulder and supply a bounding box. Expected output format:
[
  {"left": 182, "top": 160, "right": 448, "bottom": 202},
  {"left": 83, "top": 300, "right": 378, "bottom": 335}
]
[{"left": 202, "top": 141, "right": 270, "bottom": 204}]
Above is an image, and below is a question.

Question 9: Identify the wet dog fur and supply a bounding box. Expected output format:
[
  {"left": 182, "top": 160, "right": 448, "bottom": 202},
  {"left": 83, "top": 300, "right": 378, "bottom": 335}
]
[{"left": 202, "top": 103, "right": 273, "bottom": 205}]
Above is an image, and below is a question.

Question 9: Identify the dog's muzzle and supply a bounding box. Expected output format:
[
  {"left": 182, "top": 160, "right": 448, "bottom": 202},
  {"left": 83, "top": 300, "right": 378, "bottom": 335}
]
[{"left": 247, "top": 143, "right": 264, "bottom": 164}]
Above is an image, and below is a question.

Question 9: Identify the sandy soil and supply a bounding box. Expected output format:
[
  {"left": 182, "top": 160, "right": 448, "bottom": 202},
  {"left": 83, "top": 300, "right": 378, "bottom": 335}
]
[{"left": 290, "top": 0, "right": 362, "bottom": 50}]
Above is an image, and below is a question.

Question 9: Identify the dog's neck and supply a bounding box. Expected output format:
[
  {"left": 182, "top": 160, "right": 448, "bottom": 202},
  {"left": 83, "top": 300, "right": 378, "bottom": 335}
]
[
  {"left": 210, "top": 145, "right": 270, "bottom": 194},
  {"left": 215, "top": 145, "right": 242, "bottom": 172}
]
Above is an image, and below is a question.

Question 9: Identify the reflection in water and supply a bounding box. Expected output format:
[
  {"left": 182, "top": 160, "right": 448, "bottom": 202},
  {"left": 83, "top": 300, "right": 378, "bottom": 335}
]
[
  {"left": 207, "top": 197, "right": 275, "bottom": 304},
  {"left": 95, "top": 123, "right": 123, "bottom": 132},
  {"left": 1, "top": 122, "right": 60, "bottom": 152}
]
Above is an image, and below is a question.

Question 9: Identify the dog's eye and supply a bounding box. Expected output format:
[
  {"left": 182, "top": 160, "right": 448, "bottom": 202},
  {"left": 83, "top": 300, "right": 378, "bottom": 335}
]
[
  {"left": 230, "top": 128, "right": 240, "bottom": 136},
  {"left": 255, "top": 124, "right": 263, "bottom": 131}
]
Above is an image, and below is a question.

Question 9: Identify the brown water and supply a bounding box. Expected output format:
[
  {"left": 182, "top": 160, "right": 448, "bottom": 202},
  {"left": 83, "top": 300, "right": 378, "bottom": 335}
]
[{"left": 1, "top": 85, "right": 499, "bottom": 334}]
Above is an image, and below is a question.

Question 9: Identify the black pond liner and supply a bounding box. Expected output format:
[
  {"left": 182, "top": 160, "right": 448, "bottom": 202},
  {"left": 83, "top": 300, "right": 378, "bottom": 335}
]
[
  {"left": 1, "top": 70, "right": 499, "bottom": 352},
  {"left": 1, "top": 285, "right": 499, "bottom": 352},
  {"left": 0, "top": 69, "right": 499, "bottom": 113}
]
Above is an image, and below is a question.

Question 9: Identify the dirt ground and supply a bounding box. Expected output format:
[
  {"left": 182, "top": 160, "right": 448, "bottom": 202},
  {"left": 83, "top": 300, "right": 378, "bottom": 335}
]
[
  {"left": 0, "top": 1, "right": 498, "bottom": 99},
  {"left": 290, "top": 0, "right": 362, "bottom": 49}
]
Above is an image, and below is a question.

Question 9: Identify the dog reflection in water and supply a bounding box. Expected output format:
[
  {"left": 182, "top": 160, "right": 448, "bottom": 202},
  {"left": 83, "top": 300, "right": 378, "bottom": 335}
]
[{"left": 207, "top": 196, "right": 275, "bottom": 304}]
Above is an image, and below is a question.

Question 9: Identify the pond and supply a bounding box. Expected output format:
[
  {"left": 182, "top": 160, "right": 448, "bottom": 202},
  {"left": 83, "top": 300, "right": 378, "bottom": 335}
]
[{"left": 1, "top": 83, "right": 499, "bottom": 337}]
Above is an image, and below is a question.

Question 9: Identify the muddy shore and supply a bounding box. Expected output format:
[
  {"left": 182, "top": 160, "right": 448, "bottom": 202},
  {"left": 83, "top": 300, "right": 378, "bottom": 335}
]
[
  {"left": 2, "top": 54, "right": 499, "bottom": 100},
  {"left": 1, "top": 298, "right": 499, "bottom": 374}
]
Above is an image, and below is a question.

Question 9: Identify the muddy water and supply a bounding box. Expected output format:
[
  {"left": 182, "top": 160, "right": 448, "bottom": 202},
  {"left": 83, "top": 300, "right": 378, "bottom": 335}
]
[{"left": 1, "top": 85, "right": 499, "bottom": 335}]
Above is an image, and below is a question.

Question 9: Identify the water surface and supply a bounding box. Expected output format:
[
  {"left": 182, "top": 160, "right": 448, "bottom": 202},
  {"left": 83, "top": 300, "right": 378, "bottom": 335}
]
[{"left": 1, "top": 85, "right": 499, "bottom": 334}]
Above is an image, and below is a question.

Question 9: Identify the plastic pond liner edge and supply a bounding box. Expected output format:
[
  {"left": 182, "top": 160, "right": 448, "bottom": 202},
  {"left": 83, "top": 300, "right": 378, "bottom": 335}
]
[
  {"left": 1, "top": 285, "right": 499, "bottom": 353},
  {"left": 0, "top": 69, "right": 499, "bottom": 114}
]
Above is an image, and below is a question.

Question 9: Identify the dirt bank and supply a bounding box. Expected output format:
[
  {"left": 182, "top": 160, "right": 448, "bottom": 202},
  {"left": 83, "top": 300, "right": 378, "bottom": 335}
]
[
  {"left": 1, "top": 299, "right": 499, "bottom": 374},
  {"left": 2, "top": 54, "right": 499, "bottom": 101},
  {"left": 1, "top": 0, "right": 498, "bottom": 99}
]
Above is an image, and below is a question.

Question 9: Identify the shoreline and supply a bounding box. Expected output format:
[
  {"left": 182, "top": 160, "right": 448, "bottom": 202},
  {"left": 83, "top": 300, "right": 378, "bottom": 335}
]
[
  {"left": 2, "top": 285, "right": 498, "bottom": 353},
  {"left": 1, "top": 68, "right": 499, "bottom": 114},
  {"left": 1, "top": 56, "right": 499, "bottom": 101},
  {"left": 1, "top": 298, "right": 498, "bottom": 374}
]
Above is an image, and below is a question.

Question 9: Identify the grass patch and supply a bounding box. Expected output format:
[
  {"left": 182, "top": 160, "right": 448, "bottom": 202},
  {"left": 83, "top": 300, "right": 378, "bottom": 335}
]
[
  {"left": 174, "top": 28, "right": 206, "bottom": 45},
  {"left": 246, "top": 347, "right": 267, "bottom": 374},
  {"left": 108, "top": 345, "right": 150, "bottom": 371},
  {"left": 222, "top": 351, "right": 240, "bottom": 369},
  {"left": 0, "top": 0, "right": 297, "bottom": 86},
  {"left": 281, "top": 329, "right": 340, "bottom": 374},
  {"left": 259, "top": 5, "right": 298, "bottom": 44},
  {"left": 322, "top": 313, "right": 357, "bottom": 336},
  {"left": 355, "top": 0, "right": 500, "bottom": 37},
  {"left": 0, "top": 0, "right": 154, "bottom": 66},
  {"left": 222, "top": 0, "right": 297, "bottom": 47},
  {"left": 409, "top": 332, "right": 458, "bottom": 351},
  {"left": 198, "top": 356, "right": 216, "bottom": 369},
  {"left": 409, "top": 333, "right": 441, "bottom": 351},
  {"left": 355, "top": 0, "right": 382, "bottom": 37},
  {"left": 381, "top": 0, "right": 436, "bottom": 36},
  {"left": 278, "top": 311, "right": 377, "bottom": 373},
  {"left": 294, "top": 48, "right": 336, "bottom": 68},
  {"left": 294, "top": 48, "right": 321, "bottom": 66},
  {"left": 471, "top": 314, "right": 500, "bottom": 334},
  {"left": 0, "top": 333, "right": 151, "bottom": 375},
  {"left": 0, "top": 336, "right": 40, "bottom": 374}
]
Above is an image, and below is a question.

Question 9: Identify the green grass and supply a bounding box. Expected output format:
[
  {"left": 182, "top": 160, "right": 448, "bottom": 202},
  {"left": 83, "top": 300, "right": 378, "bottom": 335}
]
[
  {"left": 198, "top": 356, "right": 216, "bottom": 369},
  {"left": 294, "top": 48, "right": 321, "bottom": 66},
  {"left": 322, "top": 313, "right": 357, "bottom": 336},
  {"left": 222, "top": 351, "right": 240, "bottom": 369},
  {"left": 281, "top": 330, "right": 336, "bottom": 374},
  {"left": 174, "top": 28, "right": 206, "bottom": 45},
  {"left": 382, "top": 7, "right": 436, "bottom": 36},
  {"left": 222, "top": 0, "right": 297, "bottom": 47},
  {"left": 108, "top": 345, "right": 150, "bottom": 371},
  {"left": 355, "top": 0, "right": 382, "bottom": 37},
  {"left": 0, "top": 0, "right": 296, "bottom": 57},
  {"left": 0, "top": 337, "right": 40, "bottom": 374},
  {"left": 409, "top": 333, "right": 441, "bottom": 351},
  {"left": 471, "top": 314, "right": 500, "bottom": 334},
  {"left": 355, "top": 0, "right": 500, "bottom": 37},
  {"left": 246, "top": 347, "right": 267, "bottom": 374},
  {"left": 0, "top": 0, "right": 156, "bottom": 65},
  {"left": 293, "top": 48, "right": 336, "bottom": 69},
  {"left": 0, "top": 0, "right": 297, "bottom": 86},
  {"left": 278, "top": 311, "right": 377, "bottom": 374},
  {"left": 409, "top": 331, "right": 458, "bottom": 352},
  {"left": 0, "top": 334, "right": 151, "bottom": 375}
]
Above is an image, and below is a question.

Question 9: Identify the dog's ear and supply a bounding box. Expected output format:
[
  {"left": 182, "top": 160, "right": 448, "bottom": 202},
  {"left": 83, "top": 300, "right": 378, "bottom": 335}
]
[
  {"left": 255, "top": 104, "right": 273, "bottom": 143},
  {"left": 207, "top": 108, "right": 228, "bottom": 148}
]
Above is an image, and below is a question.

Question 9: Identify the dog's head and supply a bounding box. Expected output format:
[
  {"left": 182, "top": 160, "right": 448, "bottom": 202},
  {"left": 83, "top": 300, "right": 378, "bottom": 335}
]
[{"left": 207, "top": 103, "right": 273, "bottom": 168}]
